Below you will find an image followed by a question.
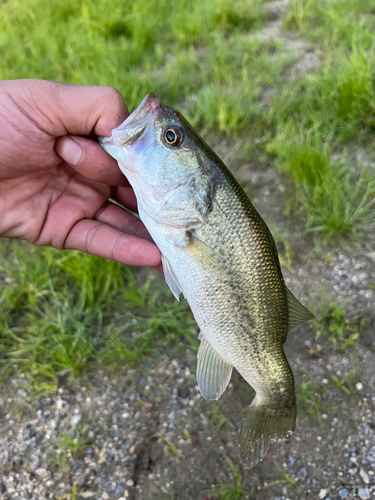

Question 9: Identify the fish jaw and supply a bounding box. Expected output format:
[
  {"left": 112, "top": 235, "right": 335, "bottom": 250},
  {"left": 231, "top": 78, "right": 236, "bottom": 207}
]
[{"left": 98, "top": 92, "right": 161, "bottom": 170}]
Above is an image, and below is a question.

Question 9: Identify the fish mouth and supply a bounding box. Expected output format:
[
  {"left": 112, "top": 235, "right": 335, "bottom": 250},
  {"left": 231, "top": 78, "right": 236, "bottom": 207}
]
[{"left": 99, "top": 93, "right": 161, "bottom": 151}]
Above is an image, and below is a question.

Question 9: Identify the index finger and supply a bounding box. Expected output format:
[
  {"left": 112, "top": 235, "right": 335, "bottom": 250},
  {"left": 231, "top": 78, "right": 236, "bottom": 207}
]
[{"left": 64, "top": 218, "right": 161, "bottom": 268}]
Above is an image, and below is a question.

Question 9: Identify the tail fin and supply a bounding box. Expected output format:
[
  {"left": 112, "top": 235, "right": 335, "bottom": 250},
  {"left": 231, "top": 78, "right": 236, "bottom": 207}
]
[{"left": 240, "top": 397, "right": 296, "bottom": 469}]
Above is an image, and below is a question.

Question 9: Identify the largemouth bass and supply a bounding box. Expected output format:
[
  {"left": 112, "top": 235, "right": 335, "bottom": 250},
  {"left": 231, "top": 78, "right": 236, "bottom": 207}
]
[{"left": 99, "top": 93, "right": 313, "bottom": 468}]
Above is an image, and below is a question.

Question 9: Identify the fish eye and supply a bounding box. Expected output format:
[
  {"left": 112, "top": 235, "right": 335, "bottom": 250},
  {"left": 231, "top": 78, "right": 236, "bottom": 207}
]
[{"left": 164, "top": 127, "right": 183, "bottom": 146}]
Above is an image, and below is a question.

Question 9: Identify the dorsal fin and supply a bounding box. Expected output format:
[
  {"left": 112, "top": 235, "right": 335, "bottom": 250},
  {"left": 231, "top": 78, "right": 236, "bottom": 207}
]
[{"left": 286, "top": 287, "right": 314, "bottom": 332}]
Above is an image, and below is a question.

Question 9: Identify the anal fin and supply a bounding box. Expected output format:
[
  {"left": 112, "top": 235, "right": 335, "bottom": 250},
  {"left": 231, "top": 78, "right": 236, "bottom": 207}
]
[
  {"left": 286, "top": 287, "right": 314, "bottom": 332},
  {"left": 197, "top": 334, "right": 233, "bottom": 400}
]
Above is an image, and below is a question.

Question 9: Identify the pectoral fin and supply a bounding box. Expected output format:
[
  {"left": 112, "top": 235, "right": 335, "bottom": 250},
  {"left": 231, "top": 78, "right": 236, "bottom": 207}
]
[
  {"left": 183, "top": 235, "right": 224, "bottom": 280},
  {"left": 286, "top": 287, "right": 314, "bottom": 332},
  {"left": 197, "top": 334, "right": 233, "bottom": 400},
  {"left": 162, "top": 254, "right": 183, "bottom": 300}
]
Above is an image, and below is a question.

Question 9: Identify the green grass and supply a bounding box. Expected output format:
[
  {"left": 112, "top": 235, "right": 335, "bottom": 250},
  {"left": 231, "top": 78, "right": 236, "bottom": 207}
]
[
  {"left": 0, "top": 242, "right": 196, "bottom": 390},
  {"left": 332, "top": 366, "right": 362, "bottom": 396},
  {"left": 205, "top": 457, "right": 252, "bottom": 500},
  {"left": 313, "top": 299, "right": 366, "bottom": 350},
  {"left": 0, "top": 0, "right": 270, "bottom": 117},
  {"left": 265, "top": 462, "right": 297, "bottom": 490},
  {"left": 0, "top": 0, "right": 375, "bottom": 385},
  {"left": 266, "top": 52, "right": 375, "bottom": 237},
  {"left": 47, "top": 430, "right": 91, "bottom": 473},
  {"left": 297, "top": 371, "right": 356, "bottom": 420},
  {"left": 210, "top": 404, "right": 231, "bottom": 438},
  {"left": 297, "top": 378, "right": 333, "bottom": 419},
  {"left": 159, "top": 434, "right": 185, "bottom": 459},
  {"left": 285, "top": 0, "right": 375, "bottom": 50},
  {"left": 266, "top": 0, "right": 375, "bottom": 238}
]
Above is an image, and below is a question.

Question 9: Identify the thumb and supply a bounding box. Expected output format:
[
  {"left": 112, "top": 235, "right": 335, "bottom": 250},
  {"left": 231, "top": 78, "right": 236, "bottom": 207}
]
[
  {"left": 3, "top": 80, "right": 130, "bottom": 186},
  {"left": 55, "top": 135, "right": 129, "bottom": 187},
  {"left": 2, "top": 80, "right": 130, "bottom": 136}
]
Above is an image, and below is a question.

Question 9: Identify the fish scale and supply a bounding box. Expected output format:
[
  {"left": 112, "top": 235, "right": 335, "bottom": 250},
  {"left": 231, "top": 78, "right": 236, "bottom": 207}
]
[
  {"left": 191, "top": 183, "right": 288, "bottom": 388},
  {"left": 99, "top": 92, "right": 314, "bottom": 468}
]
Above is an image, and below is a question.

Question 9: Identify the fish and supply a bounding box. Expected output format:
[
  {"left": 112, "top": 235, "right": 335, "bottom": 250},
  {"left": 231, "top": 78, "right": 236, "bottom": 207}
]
[{"left": 99, "top": 93, "right": 314, "bottom": 468}]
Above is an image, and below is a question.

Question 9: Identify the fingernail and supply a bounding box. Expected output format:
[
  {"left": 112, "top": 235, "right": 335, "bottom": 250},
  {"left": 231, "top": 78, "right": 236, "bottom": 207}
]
[{"left": 55, "top": 136, "right": 83, "bottom": 166}]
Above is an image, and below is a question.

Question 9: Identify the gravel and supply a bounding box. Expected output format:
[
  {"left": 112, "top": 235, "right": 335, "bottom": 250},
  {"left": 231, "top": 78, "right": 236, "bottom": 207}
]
[{"left": 1, "top": 314, "right": 375, "bottom": 500}]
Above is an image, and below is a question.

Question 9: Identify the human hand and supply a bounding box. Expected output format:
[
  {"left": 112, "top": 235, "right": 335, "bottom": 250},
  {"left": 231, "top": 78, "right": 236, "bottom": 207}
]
[{"left": 0, "top": 79, "right": 161, "bottom": 268}]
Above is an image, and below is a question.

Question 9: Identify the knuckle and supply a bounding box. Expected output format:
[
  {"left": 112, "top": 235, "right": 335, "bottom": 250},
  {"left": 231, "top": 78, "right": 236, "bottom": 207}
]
[
  {"left": 103, "top": 86, "right": 125, "bottom": 108},
  {"left": 84, "top": 222, "right": 103, "bottom": 254},
  {"left": 111, "top": 232, "right": 125, "bottom": 262}
]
